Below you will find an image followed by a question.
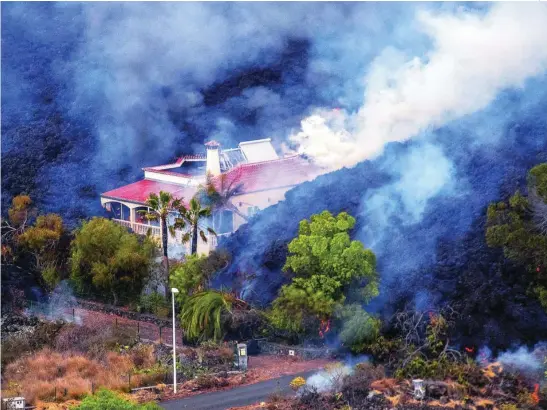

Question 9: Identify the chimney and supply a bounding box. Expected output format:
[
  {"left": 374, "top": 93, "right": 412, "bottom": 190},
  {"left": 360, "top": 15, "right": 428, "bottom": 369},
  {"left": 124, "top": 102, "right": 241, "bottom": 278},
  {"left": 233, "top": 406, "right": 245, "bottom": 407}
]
[{"left": 205, "top": 140, "right": 221, "bottom": 176}]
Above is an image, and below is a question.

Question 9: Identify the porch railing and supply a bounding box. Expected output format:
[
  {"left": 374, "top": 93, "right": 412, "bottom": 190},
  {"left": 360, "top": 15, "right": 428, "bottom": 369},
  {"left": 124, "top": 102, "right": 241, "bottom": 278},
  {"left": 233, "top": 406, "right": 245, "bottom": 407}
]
[{"left": 112, "top": 219, "right": 161, "bottom": 237}]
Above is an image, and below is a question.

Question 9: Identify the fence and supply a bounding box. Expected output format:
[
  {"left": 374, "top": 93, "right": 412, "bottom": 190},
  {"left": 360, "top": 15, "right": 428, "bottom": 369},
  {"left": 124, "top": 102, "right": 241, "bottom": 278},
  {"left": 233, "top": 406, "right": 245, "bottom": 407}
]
[
  {"left": 24, "top": 299, "right": 183, "bottom": 346},
  {"left": 39, "top": 370, "right": 193, "bottom": 402}
]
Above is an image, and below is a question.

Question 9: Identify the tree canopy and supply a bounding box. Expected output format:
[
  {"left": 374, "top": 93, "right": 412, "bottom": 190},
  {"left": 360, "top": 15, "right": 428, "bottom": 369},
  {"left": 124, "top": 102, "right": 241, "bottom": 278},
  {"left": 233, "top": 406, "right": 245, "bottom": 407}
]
[
  {"left": 140, "top": 190, "right": 184, "bottom": 295},
  {"left": 70, "top": 218, "right": 156, "bottom": 304},
  {"left": 169, "top": 251, "right": 229, "bottom": 306},
  {"left": 270, "top": 211, "right": 378, "bottom": 333},
  {"left": 178, "top": 197, "right": 215, "bottom": 255},
  {"left": 486, "top": 163, "right": 547, "bottom": 310}
]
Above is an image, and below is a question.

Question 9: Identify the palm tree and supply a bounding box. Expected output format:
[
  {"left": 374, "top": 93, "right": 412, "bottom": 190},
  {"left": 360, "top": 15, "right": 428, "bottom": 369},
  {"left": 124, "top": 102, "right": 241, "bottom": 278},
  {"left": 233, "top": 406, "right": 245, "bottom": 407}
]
[
  {"left": 139, "top": 191, "right": 183, "bottom": 294},
  {"left": 180, "top": 290, "right": 248, "bottom": 342},
  {"left": 178, "top": 197, "right": 216, "bottom": 255},
  {"left": 201, "top": 171, "right": 248, "bottom": 233}
]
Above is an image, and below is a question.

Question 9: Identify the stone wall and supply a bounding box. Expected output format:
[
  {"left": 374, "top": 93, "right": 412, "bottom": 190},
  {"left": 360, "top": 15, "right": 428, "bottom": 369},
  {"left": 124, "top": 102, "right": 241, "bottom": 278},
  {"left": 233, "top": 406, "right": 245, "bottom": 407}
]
[
  {"left": 75, "top": 299, "right": 172, "bottom": 327},
  {"left": 255, "top": 340, "right": 337, "bottom": 360}
]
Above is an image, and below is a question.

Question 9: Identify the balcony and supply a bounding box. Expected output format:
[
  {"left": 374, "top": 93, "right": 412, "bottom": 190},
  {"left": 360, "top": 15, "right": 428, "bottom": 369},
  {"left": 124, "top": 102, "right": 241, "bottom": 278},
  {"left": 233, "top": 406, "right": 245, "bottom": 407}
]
[{"left": 112, "top": 219, "right": 161, "bottom": 237}]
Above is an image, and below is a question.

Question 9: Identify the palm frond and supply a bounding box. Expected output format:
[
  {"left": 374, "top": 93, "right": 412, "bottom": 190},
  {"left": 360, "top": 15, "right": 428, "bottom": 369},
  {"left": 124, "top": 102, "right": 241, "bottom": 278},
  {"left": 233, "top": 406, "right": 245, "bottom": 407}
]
[
  {"left": 168, "top": 225, "right": 176, "bottom": 238},
  {"left": 199, "top": 230, "right": 208, "bottom": 243},
  {"left": 181, "top": 232, "right": 191, "bottom": 243},
  {"left": 179, "top": 291, "right": 232, "bottom": 341},
  {"left": 159, "top": 191, "right": 173, "bottom": 206}
]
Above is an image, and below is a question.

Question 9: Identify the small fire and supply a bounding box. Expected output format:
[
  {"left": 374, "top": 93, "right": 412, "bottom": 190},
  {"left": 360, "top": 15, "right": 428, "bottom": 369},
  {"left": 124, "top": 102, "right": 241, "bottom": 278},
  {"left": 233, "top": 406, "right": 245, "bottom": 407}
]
[
  {"left": 319, "top": 319, "right": 331, "bottom": 338},
  {"left": 532, "top": 384, "right": 540, "bottom": 405},
  {"left": 537, "top": 266, "right": 542, "bottom": 273},
  {"left": 465, "top": 346, "right": 475, "bottom": 353}
]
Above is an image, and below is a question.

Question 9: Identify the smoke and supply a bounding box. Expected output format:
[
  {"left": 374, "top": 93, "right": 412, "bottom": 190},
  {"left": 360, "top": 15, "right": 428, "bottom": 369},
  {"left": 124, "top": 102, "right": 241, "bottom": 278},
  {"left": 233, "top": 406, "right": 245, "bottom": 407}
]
[
  {"left": 1, "top": 2, "right": 443, "bottom": 221},
  {"left": 26, "top": 282, "right": 82, "bottom": 325},
  {"left": 496, "top": 343, "right": 546, "bottom": 378},
  {"left": 289, "top": 3, "right": 547, "bottom": 170},
  {"left": 305, "top": 363, "right": 354, "bottom": 393}
]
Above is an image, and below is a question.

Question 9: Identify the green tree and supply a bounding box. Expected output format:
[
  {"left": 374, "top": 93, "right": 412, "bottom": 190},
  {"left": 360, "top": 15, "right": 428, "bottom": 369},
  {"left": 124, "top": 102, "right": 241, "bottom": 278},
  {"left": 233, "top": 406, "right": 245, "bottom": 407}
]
[
  {"left": 270, "top": 211, "right": 378, "bottom": 333},
  {"left": 139, "top": 191, "right": 184, "bottom": 295},
  {"left": 75, "top": 389, "right": 161, "bottom": 410},
  {"left": 179, "top": 290, "right": 247, "bottom": 342},
  {"left": 71, "top": 218, "right": 156, "bottom": 305},
  {"left": 169, "top": 251, "right": 230, "bottom": 305},
  {"left": 1, "top": 195, "right": 36, "bottom": 263},
  {"left": 18, "top": 214, "right": 64, "bottom": 287},
  {"left": 178, "top": 197, "right": 216, "bottom": 255},
  {"left": 486, "top": 163, "right": 547, "bottom": 309}
]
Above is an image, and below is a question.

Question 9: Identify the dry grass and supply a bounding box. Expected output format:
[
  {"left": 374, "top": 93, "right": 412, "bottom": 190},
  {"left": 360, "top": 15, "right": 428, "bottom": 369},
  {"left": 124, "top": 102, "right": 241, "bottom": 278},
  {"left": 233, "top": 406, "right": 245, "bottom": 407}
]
[{"left": 3, "top": 349, "right": 134, "bottom": 403}]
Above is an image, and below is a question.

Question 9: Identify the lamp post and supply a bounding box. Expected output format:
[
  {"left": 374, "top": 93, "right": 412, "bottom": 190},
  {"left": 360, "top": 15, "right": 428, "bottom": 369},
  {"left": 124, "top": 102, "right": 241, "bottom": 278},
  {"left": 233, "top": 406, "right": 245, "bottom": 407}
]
[{"left": 171, "top": 287, "right": 179, "bottom": 393}]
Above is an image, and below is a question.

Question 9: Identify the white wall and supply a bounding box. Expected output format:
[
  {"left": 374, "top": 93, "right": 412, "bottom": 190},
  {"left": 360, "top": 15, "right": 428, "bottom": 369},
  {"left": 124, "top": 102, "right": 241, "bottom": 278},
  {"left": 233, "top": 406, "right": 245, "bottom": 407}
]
[
  {"left": 231, "top": 186, "right": 293, "bottom": 230},
  {"left": 144, "top": 171, "right": 202, "bottom": 186}
]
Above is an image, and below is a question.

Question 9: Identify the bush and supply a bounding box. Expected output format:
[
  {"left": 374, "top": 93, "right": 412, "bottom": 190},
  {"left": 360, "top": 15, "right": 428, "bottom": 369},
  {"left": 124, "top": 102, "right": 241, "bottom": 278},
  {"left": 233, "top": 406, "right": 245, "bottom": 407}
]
[
  {"left": 337, "top": 304, "right": 381, "bottom": 353},
  {"left": 139, "top": 292, "right": 169, "bottom": 318},
  {"left": 341, "top": 362, "right": 385, "bottom": 406},
  {"left": 195, "top": 374, "right": 229, "bottom": 390},
  {"left": 394, "top": 356, "right": 487, "bottom": 387},
  {"left": 129, "top": 344, "right": 156, "bottom": 370},
  {"left": 1, "top": 319, "right": 64, "bottom": 366},
  {"left": 54, "top": 322, "right": 138, "bottom": 358},
  {"left": 290, "top": 376, "right": 306, "bottom": 391},
  {"left": 2, "top": 347, "right": 159, "bottom": 404},
  {"left": 74, "top": 389, "right": 161, "bottom": 409}
]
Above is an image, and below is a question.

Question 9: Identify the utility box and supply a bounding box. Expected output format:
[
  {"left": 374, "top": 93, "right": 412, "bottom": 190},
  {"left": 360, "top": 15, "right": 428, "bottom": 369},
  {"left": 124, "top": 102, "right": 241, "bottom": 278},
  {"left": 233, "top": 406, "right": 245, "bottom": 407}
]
[
  {"left": 412, "top": 379, "right": 425, "bottom": 400},
  {"left": 236, "top": 343, "right": 248, "bottom": 370},
  {"left": 2, "top": 397, "right": 25, "bottom": 410}
]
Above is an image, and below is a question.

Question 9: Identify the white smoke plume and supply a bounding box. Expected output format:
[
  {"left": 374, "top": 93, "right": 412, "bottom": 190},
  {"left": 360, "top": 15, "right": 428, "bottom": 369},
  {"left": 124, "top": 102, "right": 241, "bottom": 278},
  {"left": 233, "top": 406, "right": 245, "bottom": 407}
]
[
  {"left": 497, "top": 343, "right": 546, "bottom": 377},
  {"left": 290, "top": 3, "right": 547, "bottom": 171},
  {"left": 305, "top": 363, "right": 353, "bottom": 393}
]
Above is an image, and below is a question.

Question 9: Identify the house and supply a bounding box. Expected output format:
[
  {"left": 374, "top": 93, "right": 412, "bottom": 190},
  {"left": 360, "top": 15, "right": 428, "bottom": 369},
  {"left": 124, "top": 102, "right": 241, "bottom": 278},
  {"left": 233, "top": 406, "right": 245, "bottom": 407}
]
[{"left": 100, "top": 138, "right": 321, "bottom": 255}]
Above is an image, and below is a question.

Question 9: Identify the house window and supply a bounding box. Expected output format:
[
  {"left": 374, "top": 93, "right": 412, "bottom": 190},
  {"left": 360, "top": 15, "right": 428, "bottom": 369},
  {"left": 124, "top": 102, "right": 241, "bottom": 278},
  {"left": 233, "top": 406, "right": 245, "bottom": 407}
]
[
  {"left": 214, "top": 210, "right": 233, "bottom": 234},
  {"left": 247, "top": 206, "right": 260, "bottom": 217},
  {"left": 108, "top": 202, "right": 130, "bottom": 221},
  {"left": 134, "top": 207, "right": 160, "bottom": 226}
]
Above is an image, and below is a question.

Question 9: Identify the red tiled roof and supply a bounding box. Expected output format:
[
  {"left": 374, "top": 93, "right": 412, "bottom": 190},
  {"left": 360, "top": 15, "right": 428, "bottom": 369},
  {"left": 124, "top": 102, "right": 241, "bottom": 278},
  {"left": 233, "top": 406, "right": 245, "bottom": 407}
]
[
  {"left": 213, "top": 155, "right": 321, "bottom": 194},
  {"left": 101, "top": 180, "right": 197, "bottom": 205}
]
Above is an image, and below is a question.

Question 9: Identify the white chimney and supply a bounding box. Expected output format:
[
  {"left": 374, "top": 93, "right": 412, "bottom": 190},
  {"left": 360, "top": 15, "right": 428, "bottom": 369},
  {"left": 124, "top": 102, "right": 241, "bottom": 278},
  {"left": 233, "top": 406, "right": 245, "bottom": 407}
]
[{"left": 205, "top": 140, "right": 221, "bottom": 176}]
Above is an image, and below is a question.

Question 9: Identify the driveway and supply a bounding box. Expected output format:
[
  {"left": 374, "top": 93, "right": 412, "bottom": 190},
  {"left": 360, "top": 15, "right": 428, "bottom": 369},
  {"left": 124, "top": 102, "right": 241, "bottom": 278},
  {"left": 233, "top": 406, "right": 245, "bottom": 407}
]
[{"left": 160, "top": 371, "right": 315, "bottom": 410}]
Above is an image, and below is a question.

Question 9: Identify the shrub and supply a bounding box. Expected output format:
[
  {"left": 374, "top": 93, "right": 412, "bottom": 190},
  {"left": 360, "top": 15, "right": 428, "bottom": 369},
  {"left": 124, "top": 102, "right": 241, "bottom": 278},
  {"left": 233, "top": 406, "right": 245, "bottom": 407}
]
[
  {"left": 337, "top": 304, "right": 381, "bottom": 353},
  {"left": 341, "top": 362, "right": 385, "bottom": 406},
  {"left": 74, "top": 389, "right": 161, "bottom": 409},
  {"left": 290, "top": 376, "right": 306, "bottom": 391},
  {"left": 139, "top": 292, "right": 169, "bottom": 317},
  {"left": 2, "top": 348, "right": 155, "bottom": 404},
  {"left": 1, "top": 319, "right": 64, "bottom": 366},
  {"left": 195, "top": 374, "right": 229, "bottom": 390},
  {"left": 129, "top": 344, "right": 156, "bottom": 370},
  {"left": 54, "top": 322, "right": 138, "bottom": 358},
  {"left": 394, "top": 356, "right": 486, "bottom": 387}
]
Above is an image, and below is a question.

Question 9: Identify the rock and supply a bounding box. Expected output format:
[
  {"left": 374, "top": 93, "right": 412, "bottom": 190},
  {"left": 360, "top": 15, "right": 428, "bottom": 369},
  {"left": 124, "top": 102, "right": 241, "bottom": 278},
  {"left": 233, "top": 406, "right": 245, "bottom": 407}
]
[
  {"left": 426, "top": 381, "right": 448, "bottom": 399},
  {"left": 440, "top": 396, "right": 449, "bottom": 404}
]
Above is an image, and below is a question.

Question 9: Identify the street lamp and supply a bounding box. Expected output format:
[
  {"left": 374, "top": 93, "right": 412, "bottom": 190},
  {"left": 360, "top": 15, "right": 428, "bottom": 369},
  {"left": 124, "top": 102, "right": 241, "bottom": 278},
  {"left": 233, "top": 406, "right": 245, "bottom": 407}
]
[{"left": 171, "top": 287, "right": 179, "bottom": 393}]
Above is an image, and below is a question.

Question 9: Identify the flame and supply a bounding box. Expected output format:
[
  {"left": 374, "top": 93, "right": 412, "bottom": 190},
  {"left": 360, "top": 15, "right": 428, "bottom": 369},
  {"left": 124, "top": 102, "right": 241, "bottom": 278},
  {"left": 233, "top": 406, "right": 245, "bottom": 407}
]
[
  {"left": 464, "top": 346, "right": 475, "bottom": 353},
  {"left": 537, "top": 266, "right": 542, "bottom": 273},
  {"left": 532, "top": 384, "right": 540, "bottom": 405},
  {"left": 319, "top": 319, "right": 331, "bottom": 338},
  {"left": 482, "top": 362, "right": 503, "bottom": 379}
]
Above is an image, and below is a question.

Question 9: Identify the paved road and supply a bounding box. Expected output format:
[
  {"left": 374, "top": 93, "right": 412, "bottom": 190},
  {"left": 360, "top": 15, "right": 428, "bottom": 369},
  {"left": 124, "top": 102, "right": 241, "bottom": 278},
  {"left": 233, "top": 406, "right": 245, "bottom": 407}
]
[{"left": 160, "top": 371, "right": 315, "bottom": 410}]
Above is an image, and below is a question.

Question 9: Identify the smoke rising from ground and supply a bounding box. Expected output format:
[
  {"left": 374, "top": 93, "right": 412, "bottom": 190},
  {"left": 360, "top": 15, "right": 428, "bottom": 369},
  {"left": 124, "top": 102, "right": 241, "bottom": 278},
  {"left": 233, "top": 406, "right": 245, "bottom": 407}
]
[{"left": 290, "top": 3, "right": 547, "bottom": 170}]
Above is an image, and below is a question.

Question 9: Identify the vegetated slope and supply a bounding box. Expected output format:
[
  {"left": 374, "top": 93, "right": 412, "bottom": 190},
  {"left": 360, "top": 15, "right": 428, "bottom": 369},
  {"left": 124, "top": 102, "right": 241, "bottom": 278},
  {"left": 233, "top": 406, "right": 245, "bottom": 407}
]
[{"left": 217, "top": 100, "right": 547, "bottom": 350}]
